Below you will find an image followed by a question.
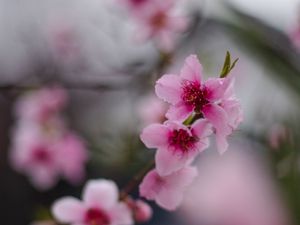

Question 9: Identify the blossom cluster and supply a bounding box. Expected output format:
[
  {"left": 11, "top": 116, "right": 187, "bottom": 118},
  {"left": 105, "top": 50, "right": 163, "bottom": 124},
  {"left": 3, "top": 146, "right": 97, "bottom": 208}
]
[
  {"left": 139, "top": 54, "right": 243, "bottom": 210},
  {"left": 121, "top": 0, "right": 188, "bottom": 51},
  {"left": 10, "top": 87, "right": 89, "bottom": 190}
]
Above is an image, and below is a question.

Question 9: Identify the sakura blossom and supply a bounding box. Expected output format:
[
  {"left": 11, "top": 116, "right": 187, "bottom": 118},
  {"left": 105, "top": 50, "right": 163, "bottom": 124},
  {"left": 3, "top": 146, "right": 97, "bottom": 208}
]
[
  {"left": 139, "top": 166, "right": 198, "bottom": 211},
  {"left": 10, "top": 87, "right": 89, "bottom": 190},
  {"left": 129, "top": 0, "right": 188, "bottom": 51},
  {"left": 155, "top": 54, "right": 242, "bottom": 153},
  {"left": 52, "top": 179, "right": 133, "bottom": 225},
  {"left": 140, "top": 119, "right": 212, "bottom": 176}
]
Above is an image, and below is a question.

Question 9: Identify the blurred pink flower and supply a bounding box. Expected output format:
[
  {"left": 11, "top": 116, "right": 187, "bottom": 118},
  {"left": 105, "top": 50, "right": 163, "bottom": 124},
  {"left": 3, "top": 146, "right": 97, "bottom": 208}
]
[
  {"left": 139, "top": 166, "right": 197, "bottom": 211},
  {"left": 55, "top": 133, "right": 89, "bottom": 185},
  {"left": 10, "top": 126, "right": 61, "bottom": 190},
  {"left": 181, "top": 148, "right": 290, "bottom": 225},
  {"left": 15, "top": 87, "right": 67, "bottom": 123},
  {"left": 10, "top": 87, "right": 88, "bottom": 190},
  {"left": 140, "top": 119, "right": 211, "bottom": 176},
  {"left": 125, "top": 198, "right": 152, "bottom": 223},
  {"left": 133, "top": 0, "right": 188, "bottom": 51},
  {"left": 52, "top": 179, "right": 133, "bottom": 225},
  {"left": 10, "top": 124, "right": 88, "bottom": 190},
  {"left": 155, "top": 54, "right": 242, "bottom": 153},
  {"left": 137, "top": 94, "right": 167, "bottom": 126}
]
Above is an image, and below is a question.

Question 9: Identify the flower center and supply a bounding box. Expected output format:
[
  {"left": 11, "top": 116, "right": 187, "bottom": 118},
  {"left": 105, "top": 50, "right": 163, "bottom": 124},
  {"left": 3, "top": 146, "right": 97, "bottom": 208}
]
[
  {"left": 169, "top": 129, "right": 196, "bottom": 152},
  {"left": 85, "top": 208, "right": 110, "bottom": 225},
  {"left": 32, "top": 147, "right": 51, "bottom": 163},
  {"left": 181, "top": 80, "right": 208, "bottom": 112},
  {"left": 150, "top": 11, "right": 167, "bottom": 29}
]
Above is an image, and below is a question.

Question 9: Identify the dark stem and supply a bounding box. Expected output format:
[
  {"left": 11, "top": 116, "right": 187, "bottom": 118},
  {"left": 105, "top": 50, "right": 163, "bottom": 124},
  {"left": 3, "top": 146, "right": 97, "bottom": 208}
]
[{"left": 120, "top": 160, "right": 155, "bottom": 200}]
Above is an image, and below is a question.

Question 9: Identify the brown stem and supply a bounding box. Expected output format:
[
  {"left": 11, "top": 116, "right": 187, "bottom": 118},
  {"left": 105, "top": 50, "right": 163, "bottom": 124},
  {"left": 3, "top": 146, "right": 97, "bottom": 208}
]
[{"left": 120, "top": 160, "right": 155, "bottom": 200}]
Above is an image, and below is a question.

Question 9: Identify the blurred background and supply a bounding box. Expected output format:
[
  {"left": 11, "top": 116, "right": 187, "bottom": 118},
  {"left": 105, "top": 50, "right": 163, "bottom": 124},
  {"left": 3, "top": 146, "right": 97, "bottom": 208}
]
[{"left": 0, "top": 0, "right": 300, "bottom": 224}]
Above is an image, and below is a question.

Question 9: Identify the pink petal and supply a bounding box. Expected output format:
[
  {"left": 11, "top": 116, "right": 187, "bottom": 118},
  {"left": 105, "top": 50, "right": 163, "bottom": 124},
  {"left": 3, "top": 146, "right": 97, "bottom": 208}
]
[
  {"left": 156, "top": 189, "right": 183, "bottom": 211},
  {"left": 109, "top": 203, "right": 133, "bottom": 225},
  {"left": 204, "top": 78, "right": 227, "bottom": 101},
  {"left": 166, "top": 104, "right": 191, "bottom": 121},
  {"left": 191, "top": 119, "right": 213, "bottom": 138},
  {"left": 30, "top": 166, "right": 58, "bottom": 190},
  {"left": 139, "top": 169, "right": 162, "bottom": 200},
  {"left": 166, "top": 16, "right": 188, "bottom": 32},
  {"left": 180, "top": 55, "right": 203, "bottom": 83},
  {"left": 166, "top": 166, "right": 198, "bottom": 189},
  {"left": 52, "top": 197, "right": 85, "bottom": 223},
  {"left": 194, "top": 138, "right": 209, "bottom": 153},
  {"left": 157, "top": 166, "right": 198, "bottom": 210},
  {"left": 202, "top": 104, "right": 231, "bottom": 135},
  {"left": 155, "top": 147, "right": 192, "bottom": 176},
  {"left": 216, "top": 133, "right": 229, "bottom": 155},
  {"left": 155, "top": 74, "right": 182, "bottom": 104},
  {"left": 221, "top": 99, "right": 243, "bottom": 130},
  {"left": 140, "top": 124, "right": 169, "bottom": 149},
  {"left": 82, "top": 179, "right": 119, "bottom": 209},
  {"left": 202, "top": 104, "right": 231, "bottom": 153}
]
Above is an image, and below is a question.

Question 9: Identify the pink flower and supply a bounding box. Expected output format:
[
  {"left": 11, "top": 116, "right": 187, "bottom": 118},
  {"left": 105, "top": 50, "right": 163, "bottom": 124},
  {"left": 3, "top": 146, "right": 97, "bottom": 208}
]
[
  {"left": 52, "top": 179, "right": 133, "bottom": 225},
  {"left": 139, "top": 166, "right": 198, "bottom": 211},
  {"left": 10, "top": 126, "right": 61, "bottom": 190},
  {"left": 15, "top": 87, "right": 67, "bottom": 123},
  {"left": 133, "top": 0, "right": 188, "bottom": 51},
  {"left": 125, "top": 198, "right": 152, "bottom": 223},
  {"left": 155, "top": 54, "right": 242, "bottom": 153},
  {"left": 140, "top": 119, "right": 211, "bottom": 176},
  {"left": 10, "top": 123, "right": 89, "bottom": 190},
  {"left": 55, "top": 133, "right": 89, "bottom": 185}
]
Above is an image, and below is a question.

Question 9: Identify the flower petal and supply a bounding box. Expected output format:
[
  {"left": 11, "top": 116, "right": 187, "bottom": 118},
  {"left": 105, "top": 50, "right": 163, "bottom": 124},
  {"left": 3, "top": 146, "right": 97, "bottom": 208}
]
[
  {"left": 204, "top": 78, "right": 226, "bottom": 101},
  {"left": 191, "top": 119, "right": 213, "bottom": 139},
  {"left": 202, "top": 104, "right": 231, "bottom": 154},
  {"left": 216, "top": 133, "right": 229, "bottom": 155},
  {"left": 166, "top": 166, "right": 198, "bottom": 189},
  {"left": 221, "top": 99, "right": 243, "bottom": 130},
  {"left": 202, "top": 104, "right": 231, "bottom": 135},
  {"left": 166, "top": 104, "right": 191, "bottom": 122},
  {"left": 109, "top": 202, "right": 133, "bottom": 225},
  {"left": 52, "top": 197, "right": 85, "bottom": 223},
  {"left": 155, "top": 74, "right": 182, "bottom": 104},
  {"left": 180, "top": 55, "right": 203, "bottom": 83},
  {"left": 139, "top": 169, "right": 162, "bottom": 200},
  {"left": 155, "top": 147, "right": 191, "bottom": 176},
  {"left": 157, "top": 166, "right": 198, "bottom": 211},
  {"left": 140, "top": 124, "right": 169, "bottom": 149},
  {"left": 156, "top": 189, "right": 182, "bottom": 211},
  {"left": 82, "top": 179, "right": 119, "bottom": 209}
]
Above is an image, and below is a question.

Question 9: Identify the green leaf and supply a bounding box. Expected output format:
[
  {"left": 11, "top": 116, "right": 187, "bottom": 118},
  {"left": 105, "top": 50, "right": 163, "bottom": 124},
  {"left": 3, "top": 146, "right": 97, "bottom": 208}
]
[{"left": 220, "top": 51, "right": 239, "bottom": 78}]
